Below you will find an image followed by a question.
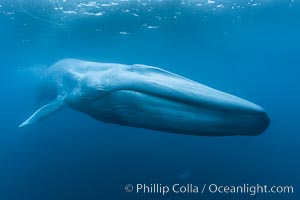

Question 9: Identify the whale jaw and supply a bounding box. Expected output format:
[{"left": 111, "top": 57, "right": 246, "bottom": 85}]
[{"left": 73, "top": 89, "right": 269, "bottom": 136}]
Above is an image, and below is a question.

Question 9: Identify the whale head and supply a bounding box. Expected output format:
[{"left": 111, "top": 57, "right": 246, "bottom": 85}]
[{"left": 19, "top": 59, "right": 269, "bottom": 136}]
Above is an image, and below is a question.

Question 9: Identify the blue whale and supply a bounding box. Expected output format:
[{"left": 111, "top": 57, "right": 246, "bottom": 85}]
[{"left": 19, "top": 59, "right": 269, "bottom": 136}]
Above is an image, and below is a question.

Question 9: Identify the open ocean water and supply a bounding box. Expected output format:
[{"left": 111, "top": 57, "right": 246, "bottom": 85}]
[{"left": 0, "top": 0, "right": 299, "bottom": 199}]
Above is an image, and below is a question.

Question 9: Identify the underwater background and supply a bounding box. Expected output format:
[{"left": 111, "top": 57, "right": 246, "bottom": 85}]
[{"left": 0, "top": 0, "right": 299, "bottom": 199}]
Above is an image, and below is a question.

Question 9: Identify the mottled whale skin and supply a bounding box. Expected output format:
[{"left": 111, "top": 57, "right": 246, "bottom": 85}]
[{"left": 19, "top": 59, "right": 269, "bottom": 136}]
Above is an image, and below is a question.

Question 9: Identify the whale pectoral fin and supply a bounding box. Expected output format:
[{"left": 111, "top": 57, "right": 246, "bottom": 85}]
[{"left": 19, "top": 97, "right": 65, "bottom": 128}]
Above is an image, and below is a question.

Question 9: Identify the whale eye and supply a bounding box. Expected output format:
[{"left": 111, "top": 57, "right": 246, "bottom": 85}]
[{"left": 128, "top": 67, "right": 136, "bottom": 72}]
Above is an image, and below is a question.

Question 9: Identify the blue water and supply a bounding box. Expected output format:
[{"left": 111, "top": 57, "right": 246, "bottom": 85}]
[{"left": 0, "top": 0, "right": 299, "bottom": 199}]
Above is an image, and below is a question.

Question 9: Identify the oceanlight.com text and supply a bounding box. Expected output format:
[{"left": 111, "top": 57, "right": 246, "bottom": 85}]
[{"left": 124, "top": 183, "right": 294, "bottom": 196}]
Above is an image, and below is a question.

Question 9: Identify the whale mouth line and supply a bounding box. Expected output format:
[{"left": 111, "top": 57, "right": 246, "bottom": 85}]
[
  {"left": 95, "top": 89, "right": 269, "bottom": 136},
  {"left": 107, "top": 89, "right": 261, "bottom": 115},
  {"left": 107, "top": 89, "right": 199, "bottom": 108}
]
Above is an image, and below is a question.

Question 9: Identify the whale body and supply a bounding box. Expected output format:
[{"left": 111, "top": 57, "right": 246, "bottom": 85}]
[{"left": 19, "top": 59, "right": 269, "bottom": 136}]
